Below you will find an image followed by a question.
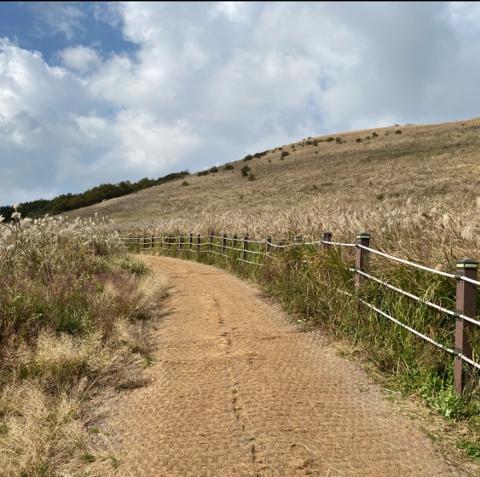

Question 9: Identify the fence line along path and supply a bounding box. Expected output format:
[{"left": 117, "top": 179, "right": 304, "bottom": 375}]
[
  {"left": 94, "top": 255, "right": 464, "bottom": 476},
  {"left": 120, "top": 229, "right": 480, "bottom": 396}
]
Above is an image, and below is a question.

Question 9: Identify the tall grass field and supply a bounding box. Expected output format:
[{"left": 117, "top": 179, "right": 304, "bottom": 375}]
[{"left": 0, "top": 213, "right": 166, "bottom": 475}]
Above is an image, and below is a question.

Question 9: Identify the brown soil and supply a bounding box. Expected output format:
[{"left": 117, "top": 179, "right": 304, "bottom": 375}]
[{"left": 95, "top": 255, "right": 465, "bottom": 476}]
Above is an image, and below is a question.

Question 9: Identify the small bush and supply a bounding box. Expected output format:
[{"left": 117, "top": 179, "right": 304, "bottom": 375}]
[
  {"left": 197, "top": 170, "right": 209, "bottom": 177},
  {"left": 372, "top": 132, "right": 379, "bottom": 138},
  {"left": 335, "top": 137, "right": 342, "bottom": 144},
  {"left": 243, "top": 154, "right": 253, "bottom": 161},
  {"left": 224, "top": 164, "right": 234, "bottom": 171},
  {"left": 396, "top": 130, "right": 403, "bottom": 134},
  {"left": 280, "top": 151, "right": 290, "bottom": 160},
  {"left": 181, "top": 180, "right": 189, "bottom": 186},
  {"left": 356, "top": 138, "right": 362, "bottom": 143},
  {"left": 241, "top": 165, "right": 251, "bottom": 177},
  {"left": 247, "top": 172, "right": 256, "bottom": 181},
  {"left": 326, "top": 137, "right": 334, "bottom": 142},
  {"left": 209, "top": 166, "right": 218, "bottom": 174}
]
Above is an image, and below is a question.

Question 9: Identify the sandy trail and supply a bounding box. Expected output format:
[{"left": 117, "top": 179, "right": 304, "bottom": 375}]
[{"left": 98, "top": 255, "right": 463, "bottom": 476}]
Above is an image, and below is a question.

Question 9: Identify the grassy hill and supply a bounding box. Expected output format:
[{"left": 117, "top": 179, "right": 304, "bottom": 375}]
[{"left": 70, "top": 117, "right": 480, "bottom": 264}]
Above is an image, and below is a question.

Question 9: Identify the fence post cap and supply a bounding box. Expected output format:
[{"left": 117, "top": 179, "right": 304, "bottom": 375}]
[
  {"left": 456, "top": 258, "right": 478, "bottom": 269},
  {"left": 323, "top": 231, "right": 332, "bottom": 235},
  {"left": 356, "top": 232, "right": 370, "bottom": 240}
]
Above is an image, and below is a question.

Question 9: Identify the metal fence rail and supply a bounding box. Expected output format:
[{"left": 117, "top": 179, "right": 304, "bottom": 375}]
[{"left": 119, "top": 229, "right": 479, "bottom": 394}]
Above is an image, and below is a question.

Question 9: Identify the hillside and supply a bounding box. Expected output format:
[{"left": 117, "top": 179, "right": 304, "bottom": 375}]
[{"left": 70, "top": 118, "right": 480, "bottom": 262}]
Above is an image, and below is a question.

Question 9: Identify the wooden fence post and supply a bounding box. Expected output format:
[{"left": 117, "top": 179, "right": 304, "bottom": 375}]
[
  {"left": 222, "top": 233, "right": 227, "bottom": 255},
  {"left": 355, "top": 232, "right": 370, "bottom": 289},
  {"left": 151, "top": 234, "right": 154, "bottom": 249},
  {"left": 243, "top": 234, "right": 249, "bottom": 261},
  {"left": 189, "top": 232, "right": 193, "bottom": 249},
  {"left": 454, "top": 258, "right": 478, "bottom": 395},
  {"left": 178, "top": 235, "right": 182, "bottom": 251},
  {"left": 294, "top": 235, "right": 303, "bottom": 245},
  {"left": 233, "top": 234, "right": 238, "bottom": 250},
  {"left": 266, "top": 236, "right": 272, "bottom": 254},
  {"left": 209, "top": 231, "right": 213, "bottom": 253},
  {"left": 196, "top": 233, "right": 201, "bottom": 253},
  {"left": 322, "top": 232, "right": 332, "bottom": 250},
  {"left": 160, "top": 234, "right": 163, "bottom": 250}
]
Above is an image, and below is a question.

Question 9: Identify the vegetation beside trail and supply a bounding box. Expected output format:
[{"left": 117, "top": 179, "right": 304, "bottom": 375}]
[
  {"left": 0, "top": 170, "right": 190, "bottom": 221},
  {"left": 0, "top": 215, "right": 167, "bottom": 476},
  {"left": 133, "top": 238, "right": 480, "bottom": 466}
]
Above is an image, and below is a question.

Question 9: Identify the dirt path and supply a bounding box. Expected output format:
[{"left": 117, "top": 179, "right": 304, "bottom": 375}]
[{"left": 97, "top": 255, "right": 464, "bottom": 476}]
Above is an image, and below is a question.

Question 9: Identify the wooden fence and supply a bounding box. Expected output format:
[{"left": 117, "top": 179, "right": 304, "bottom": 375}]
[{"left": 120, "top": 231, "right": 479, "bottom": 395}]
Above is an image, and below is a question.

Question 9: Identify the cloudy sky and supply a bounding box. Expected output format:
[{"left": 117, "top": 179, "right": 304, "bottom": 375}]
[{"left": 1, "top": 2, "right": 479, "bottom": 204}]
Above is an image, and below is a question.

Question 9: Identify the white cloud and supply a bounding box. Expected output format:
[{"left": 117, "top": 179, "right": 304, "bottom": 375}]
[
  {"left": 59, "top": 46, "right": 100, "bottom": 72},
  {"left": 3, "top": 2, "right": 480, "bottom": 204},
  {"left": 0, "top": 38, "right": 199, "bottom": 202},
  {"left": 29, "top": 2, "right": 86, "bottom": 40},
  {"left": 211, "top": 2, "right": 249, "bottom": 23}
]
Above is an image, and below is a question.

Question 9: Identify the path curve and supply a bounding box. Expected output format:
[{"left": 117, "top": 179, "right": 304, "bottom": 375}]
[{"left": 98, "top": 255, "right": 464, "bottom": 476}]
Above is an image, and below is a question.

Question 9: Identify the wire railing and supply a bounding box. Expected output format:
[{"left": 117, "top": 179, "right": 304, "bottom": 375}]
[{"left": 119, "top": 230, "right": 479, "bottom": 394}]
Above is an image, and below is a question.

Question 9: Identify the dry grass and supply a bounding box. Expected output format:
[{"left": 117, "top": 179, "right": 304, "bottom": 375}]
[
  {"left": 0, "top": 215, "right": 168, "bottom": 476},
  {"left": 70, "top": 117, "right": 480, "bottom": 266}
]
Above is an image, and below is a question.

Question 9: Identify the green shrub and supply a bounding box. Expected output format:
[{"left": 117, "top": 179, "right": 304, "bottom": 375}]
[
  {"left": 181, "top": 180, "right": 189, "bottom": 186},
  {"left": 224, "top": 164, "right": 234, "bottom": 170},
  {"left": 209, "top": 166, "right": 218, "bottom": 173},
  {"left": 356, "top": 138, "right": 362, "bottom": 143},
  {"left": 243, "top": 154, "right": 253, "bottom": 161},
  {"left": 197, "top": 170, "right": 209, "bottom": 177},
  {"left": 335, "top": 137, "right": 342, "bottom": 144},
  {"left": 396, "top": 130, "right": 403, "bottom": 134},
  {"left": 241, "top": 165, "right": 251, "bottom": 177}
]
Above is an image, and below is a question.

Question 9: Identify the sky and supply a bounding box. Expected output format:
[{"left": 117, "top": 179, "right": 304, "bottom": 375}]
[{"left": 1, "top": 2, "right": 480, "bottom": 204}]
